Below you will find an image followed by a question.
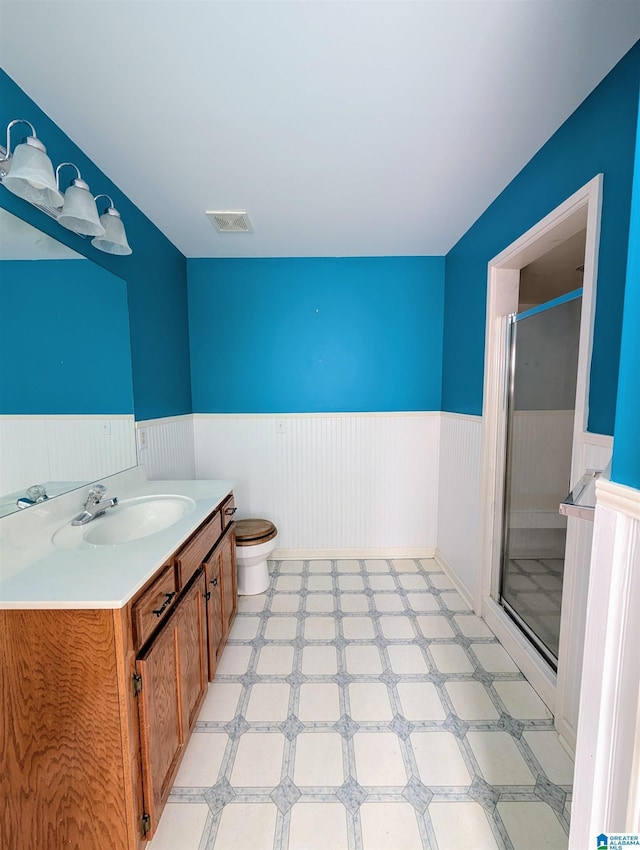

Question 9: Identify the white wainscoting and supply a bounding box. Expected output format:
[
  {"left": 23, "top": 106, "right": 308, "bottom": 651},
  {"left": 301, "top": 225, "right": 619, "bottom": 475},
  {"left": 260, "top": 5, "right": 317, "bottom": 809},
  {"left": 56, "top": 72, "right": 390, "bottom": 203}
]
[
  {"left": 435, "top": 412, "right": 483, "bottom": 608},
  {"left": 582, "top": 431, "right": 614, "bottom": 473},
  {"left": 570, "top": 479, "right": 640, "bottom": 848},
  {"left": 555, "top": 431, "right": 613, "bottom": 748},
  {"left": 0, "top": 415, "right": 136, "bottom": 496},
  {"left": 194, "top": 413, "right": 440, "bottom": 555},
  {"left": 136, "top": 415, "right": 196, "bottom": 481}
]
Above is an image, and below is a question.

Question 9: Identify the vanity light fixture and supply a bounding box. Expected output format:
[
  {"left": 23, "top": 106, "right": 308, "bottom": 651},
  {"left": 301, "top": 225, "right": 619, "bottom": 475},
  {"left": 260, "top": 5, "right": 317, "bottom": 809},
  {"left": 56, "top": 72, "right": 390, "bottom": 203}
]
[
  {"left": 0, "top": 119, "right": 63, "bottom": 208},
  {"left": 0, "top": 118, "right": 132, "bottom": 255},
  {"left": 91, "top": 195, "right": 132, "bottom": 255},
  {"left": 56, "top": 163, "right": 105, "bottom": 237}
]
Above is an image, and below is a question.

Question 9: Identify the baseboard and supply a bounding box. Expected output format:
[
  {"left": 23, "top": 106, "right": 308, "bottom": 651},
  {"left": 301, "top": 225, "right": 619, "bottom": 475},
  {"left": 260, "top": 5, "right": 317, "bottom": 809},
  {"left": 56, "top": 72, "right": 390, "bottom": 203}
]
[
  {"left": 272, "top": 547, "right": 436, "bottom": 561},
  {"left": 434, "top": 549, "right": 476, "bottom": 612}
]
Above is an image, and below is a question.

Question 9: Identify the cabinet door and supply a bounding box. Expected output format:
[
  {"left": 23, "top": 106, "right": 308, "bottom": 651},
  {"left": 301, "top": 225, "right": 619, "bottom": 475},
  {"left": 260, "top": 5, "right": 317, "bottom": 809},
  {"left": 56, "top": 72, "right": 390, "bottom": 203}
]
[
  {"left": 136, "top": 611, "right": 182, "bottom": 834},
  {"left": 136, "top": 572, "right": 207, "bottom": 836},
  {"left": 221, "top": 527, "right": 237, "bottom": 639},
  {"left": 175, "top": 572, "right": 208, "bottom": 736},
  {"left": 204, "top": 551, "right": 224, "bottom": 680}
]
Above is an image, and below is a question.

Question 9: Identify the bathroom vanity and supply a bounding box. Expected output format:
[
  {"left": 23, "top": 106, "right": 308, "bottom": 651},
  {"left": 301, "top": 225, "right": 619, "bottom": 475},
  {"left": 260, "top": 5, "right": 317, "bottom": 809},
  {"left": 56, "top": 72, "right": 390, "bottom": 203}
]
[{"left": 0, "top": 471, "right": 237, "bottom": 850}]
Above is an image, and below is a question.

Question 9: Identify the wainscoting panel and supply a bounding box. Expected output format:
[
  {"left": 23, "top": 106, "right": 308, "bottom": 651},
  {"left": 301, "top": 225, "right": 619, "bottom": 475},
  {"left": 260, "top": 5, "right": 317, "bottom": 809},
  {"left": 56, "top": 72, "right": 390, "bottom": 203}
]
[
  {"left": 136, "top": 415, "right": 196, "bottom": 481},
  {"left": 582, "top": 431, "right": 614, "bottom": 474},
  {"left": 436, "top": 413, "right": 483, "bottom": 605},
  {"left": 555, "top": 430, "right": 613, "bottom": 748},
  {"left": 0, "top": 415, "right": 136, "bottom": 497},
  {"left": 194, "top": 413, "right": 440, "bottom": 552},
  {"left": 570, "top": 480, "right": 640, "bottom": 848}
]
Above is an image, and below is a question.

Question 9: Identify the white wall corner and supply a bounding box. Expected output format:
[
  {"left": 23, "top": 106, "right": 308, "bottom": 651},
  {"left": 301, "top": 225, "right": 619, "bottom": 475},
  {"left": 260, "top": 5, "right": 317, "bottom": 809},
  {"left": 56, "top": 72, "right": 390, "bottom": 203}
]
[
  {"left": 436, "top": 413, "right": 484, "bottom": 610},
  {"left": 136, "top": 414, "right": 196, "bottom": 480},
  {"left": 434, "top": 548, "right": 475, "bottom": 610}
]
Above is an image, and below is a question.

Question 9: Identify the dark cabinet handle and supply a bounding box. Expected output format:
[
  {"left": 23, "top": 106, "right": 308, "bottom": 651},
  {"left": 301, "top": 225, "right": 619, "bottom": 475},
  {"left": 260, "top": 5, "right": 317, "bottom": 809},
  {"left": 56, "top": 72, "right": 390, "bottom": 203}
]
[
  {"left": 152, "top": 592, "right": 176, "bottom": 617},
  {"left": 225, "top": 507, "right": 238, "bottom": 516},
  {"left": 210, "top": 577, "right": 218, "bottom": 587}
]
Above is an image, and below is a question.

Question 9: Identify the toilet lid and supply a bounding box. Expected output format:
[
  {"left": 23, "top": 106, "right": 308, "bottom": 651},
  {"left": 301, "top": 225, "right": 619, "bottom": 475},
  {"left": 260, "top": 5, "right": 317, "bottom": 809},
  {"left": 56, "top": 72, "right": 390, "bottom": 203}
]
[{"left": 235, "top": 518, "right": 278, "bottom": 545}]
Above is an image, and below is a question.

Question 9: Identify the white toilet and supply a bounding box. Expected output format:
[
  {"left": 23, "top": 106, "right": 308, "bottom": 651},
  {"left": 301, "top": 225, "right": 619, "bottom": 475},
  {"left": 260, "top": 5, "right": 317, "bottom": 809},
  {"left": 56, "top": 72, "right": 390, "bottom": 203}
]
[{"left": 235, "top": 518, "right": 278, "bottom": 595}]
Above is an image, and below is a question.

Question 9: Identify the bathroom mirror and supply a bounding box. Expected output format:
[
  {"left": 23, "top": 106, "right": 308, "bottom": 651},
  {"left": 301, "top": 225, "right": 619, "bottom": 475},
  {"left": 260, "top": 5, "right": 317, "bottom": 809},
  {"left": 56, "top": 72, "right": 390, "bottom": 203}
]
[{"left": 0, "top": 208, "right": 137, "bottom": 518}]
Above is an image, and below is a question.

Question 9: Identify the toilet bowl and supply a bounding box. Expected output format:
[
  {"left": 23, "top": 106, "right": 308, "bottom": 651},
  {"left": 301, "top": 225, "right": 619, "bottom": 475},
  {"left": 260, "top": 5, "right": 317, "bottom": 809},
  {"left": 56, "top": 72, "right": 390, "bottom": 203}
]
[{"left": 235, "top": 519, "right": 278, "bottom": 595}]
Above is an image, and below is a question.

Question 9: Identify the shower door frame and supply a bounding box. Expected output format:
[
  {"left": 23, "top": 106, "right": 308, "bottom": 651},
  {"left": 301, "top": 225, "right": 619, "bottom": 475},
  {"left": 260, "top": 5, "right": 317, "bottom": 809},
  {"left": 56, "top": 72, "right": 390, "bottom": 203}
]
[
  {"left": 477, "top": 175, "right": 604, "bottom": 751},
  {"left": 500, "top": 289, "right": 583, "bottom": 670}
]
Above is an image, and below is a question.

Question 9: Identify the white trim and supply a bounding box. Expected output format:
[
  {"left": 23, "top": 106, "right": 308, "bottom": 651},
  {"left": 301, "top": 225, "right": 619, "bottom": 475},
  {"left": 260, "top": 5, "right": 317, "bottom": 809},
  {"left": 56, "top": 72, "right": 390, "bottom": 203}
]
[
  {"left": 489, "top": 179, "right": 596, "bottom": 268},
  {"left": 479, "top": 174, "right": 603, "bottom": 743},
  {"left": 193, "top": 411, "right": 440, "bottom": 420},
  {"left": 439, "top": 411, "right": 483, "bottom": 423},
  {"left": 1, "top": 413, "right": 135, "bottom": 420},
  {"left": 583, "top": 431, "right": 614, "bottom": 450},
  {"left": 135, "top": 413, "right": 194, "bottom": 427},
  {"left": 434, "top": 548, "right": 476, "bottom": 611},
  {"left": 273, "top": 547, "right": 436, "bottom": 561},
  {"left": 597, "top": 477, "right": 640, "bottom": 521},
  {"left": 482, "top": 596, "right": 557, "bottom": 713}
]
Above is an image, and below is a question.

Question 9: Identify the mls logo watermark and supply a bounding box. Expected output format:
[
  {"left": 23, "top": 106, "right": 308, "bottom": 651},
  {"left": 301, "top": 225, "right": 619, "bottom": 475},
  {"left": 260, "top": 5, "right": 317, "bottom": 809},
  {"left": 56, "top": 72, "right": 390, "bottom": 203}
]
[{"left": 597, "top": 834, "right": 640, "bottom": 848}]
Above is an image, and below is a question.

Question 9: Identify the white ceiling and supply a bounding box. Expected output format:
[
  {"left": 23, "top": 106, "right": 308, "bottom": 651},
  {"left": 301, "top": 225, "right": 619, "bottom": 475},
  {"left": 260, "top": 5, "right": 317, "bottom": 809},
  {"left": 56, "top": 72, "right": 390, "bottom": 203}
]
[{"left": 1, "top": 1, "right": 639, "bottom": 259}]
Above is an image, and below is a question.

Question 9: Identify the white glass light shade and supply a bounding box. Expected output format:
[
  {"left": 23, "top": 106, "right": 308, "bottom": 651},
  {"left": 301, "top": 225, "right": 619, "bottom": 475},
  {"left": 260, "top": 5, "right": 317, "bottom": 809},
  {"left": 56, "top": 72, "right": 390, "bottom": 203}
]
[
  {"left": 58, "top": 182, "right": 106, "bottom": 236},
  {"left": 2, "top": 138, "right": 64, "bottom": 208},
  {"left": 91, "top": 208, "right": 132, "bottom": 255}
]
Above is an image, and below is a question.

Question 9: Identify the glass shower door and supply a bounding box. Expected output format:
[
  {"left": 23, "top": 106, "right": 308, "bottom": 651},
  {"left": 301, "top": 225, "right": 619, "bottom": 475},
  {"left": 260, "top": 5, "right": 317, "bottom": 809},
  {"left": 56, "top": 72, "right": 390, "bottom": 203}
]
[{"left": 499, "top": 291, "right": 582, "bottom": 668}]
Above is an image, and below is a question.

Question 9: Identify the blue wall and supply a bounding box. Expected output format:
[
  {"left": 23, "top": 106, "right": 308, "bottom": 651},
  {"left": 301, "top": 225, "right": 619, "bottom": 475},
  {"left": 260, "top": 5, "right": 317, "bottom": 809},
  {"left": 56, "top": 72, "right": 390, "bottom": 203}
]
[
  {"left": 0, "top": 69, "right": 191, "bottom": 421},
  {"left": 611, "top": 85, "right": 640, "bottom": 490},
  {"left": 188, "top": 257, "right": 444, "bottom": 413},
  {"left": 442, "top": 43, "right": 640, "bottom": 435},
  {"left": 0, "top": 259, "right": 133, "bottom": 414}
]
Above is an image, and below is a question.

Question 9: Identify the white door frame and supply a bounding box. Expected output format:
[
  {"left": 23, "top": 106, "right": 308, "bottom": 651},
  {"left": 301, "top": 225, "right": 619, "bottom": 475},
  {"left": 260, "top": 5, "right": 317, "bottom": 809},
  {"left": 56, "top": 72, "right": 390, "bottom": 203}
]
[{"left": 477, "top": 174, "right": 604, "bottom": 747}]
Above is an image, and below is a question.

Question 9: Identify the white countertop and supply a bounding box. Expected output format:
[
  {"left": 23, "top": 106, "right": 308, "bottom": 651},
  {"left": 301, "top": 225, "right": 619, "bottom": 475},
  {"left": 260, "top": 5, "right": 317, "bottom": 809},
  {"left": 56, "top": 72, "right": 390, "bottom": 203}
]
[{"left": 0, "top": 468, "right": 234, "bottom": 610}]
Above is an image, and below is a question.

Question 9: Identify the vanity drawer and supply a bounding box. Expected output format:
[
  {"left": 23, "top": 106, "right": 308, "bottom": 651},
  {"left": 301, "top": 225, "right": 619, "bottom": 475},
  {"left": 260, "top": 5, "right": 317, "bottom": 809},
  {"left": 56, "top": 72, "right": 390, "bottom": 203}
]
[
  {"left": 221, "top": 494, "right": 237, "bottom": 529},
  {"left": 132, "top": 564, "right": 178, "bottom": 650},
  {"left": 175, "top": 510, "right": 223, "bottom": 588}
]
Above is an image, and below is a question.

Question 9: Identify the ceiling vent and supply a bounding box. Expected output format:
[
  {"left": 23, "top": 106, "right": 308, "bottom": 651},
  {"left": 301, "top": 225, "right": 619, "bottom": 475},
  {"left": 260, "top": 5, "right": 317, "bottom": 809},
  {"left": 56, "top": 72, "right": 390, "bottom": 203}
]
[{"left": 206, "top": 210, "right": 253, "bottom": 233}]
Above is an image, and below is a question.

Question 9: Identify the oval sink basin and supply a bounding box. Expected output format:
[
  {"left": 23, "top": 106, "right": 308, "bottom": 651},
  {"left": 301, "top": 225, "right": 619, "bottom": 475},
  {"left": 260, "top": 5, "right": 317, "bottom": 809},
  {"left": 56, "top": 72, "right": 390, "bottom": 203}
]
[
  {"left": 52, "top": 495, "right": 196, "bottom": 549},
  {"left": 85, "top": 496, "right": 196, "bottom": 545}
]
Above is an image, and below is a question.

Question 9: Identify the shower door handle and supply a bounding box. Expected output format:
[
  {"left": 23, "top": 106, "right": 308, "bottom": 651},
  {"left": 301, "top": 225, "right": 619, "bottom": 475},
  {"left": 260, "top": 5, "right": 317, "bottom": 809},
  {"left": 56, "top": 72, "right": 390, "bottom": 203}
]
[{"left": 559, "top": 469, "right": 601, "bottom": 522}]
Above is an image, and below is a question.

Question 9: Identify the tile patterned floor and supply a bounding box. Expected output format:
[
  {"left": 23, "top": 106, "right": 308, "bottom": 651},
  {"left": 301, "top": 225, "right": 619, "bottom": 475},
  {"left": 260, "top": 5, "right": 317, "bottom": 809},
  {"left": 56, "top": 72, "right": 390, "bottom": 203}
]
[{"left": 149, "top": 558, "right": 573, "bottom": 850}]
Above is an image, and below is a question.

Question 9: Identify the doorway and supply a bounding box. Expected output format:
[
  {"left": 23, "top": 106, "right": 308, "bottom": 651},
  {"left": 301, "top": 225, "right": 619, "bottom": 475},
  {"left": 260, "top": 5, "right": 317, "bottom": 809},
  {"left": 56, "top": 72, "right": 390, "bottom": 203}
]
[{"left": 479, "top": 175, "right": 604, "bottom": 749}]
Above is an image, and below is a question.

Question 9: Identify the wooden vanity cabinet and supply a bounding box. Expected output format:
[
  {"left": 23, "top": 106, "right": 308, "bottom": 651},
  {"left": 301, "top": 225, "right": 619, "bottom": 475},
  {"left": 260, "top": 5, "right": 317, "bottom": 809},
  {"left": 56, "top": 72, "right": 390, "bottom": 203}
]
[
  {"left": 1, "top": 493, "right": 237, "bottom": 850},
  {"left": 1, "top": 607, "right": 142, "bottom": 850}
]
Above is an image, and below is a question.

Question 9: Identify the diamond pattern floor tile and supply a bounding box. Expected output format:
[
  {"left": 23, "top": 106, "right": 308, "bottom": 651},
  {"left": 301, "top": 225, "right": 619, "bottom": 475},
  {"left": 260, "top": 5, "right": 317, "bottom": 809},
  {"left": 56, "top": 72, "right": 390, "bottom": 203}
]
[{"left": 150, "top": 557, "right": 572, "bottom": 850}]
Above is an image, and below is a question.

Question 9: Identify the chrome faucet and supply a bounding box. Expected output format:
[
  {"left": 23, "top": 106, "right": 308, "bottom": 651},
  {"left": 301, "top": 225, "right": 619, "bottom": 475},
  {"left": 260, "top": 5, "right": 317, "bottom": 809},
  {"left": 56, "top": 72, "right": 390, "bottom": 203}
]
[
  {"left": 71, "top": 484, "right": 118, "bottom": 526},
  {"left": 16, "top": 484, "right": 49, "bottom": 509}
]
